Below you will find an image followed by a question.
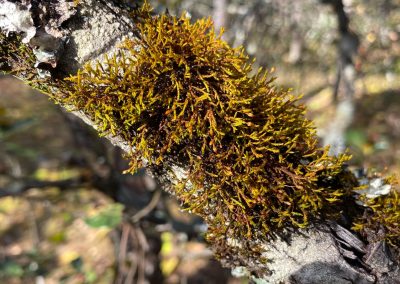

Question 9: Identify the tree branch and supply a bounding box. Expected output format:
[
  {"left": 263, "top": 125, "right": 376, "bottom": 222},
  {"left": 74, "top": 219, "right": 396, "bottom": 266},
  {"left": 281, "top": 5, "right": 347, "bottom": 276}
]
[{"left": 0, "top": 1, "right": 398, "bottom": 283}]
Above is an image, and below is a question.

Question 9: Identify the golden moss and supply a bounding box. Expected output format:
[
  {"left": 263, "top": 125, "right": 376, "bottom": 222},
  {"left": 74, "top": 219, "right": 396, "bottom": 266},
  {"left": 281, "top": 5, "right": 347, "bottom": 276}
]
[
  {"left": 0, "top": 31, "right": 58, "bottom": 97},
  {"left": 63, "top": 3, "right": 358, "bottom": 247},
  {"left": 2, "top": 3, "right": 399, "bottom": 264},
  {"left": 0, "top": 32, "right": 36, "bottom": 75},
  {"left": 353, "top": 184, "right": 400, "bottom": 247}
]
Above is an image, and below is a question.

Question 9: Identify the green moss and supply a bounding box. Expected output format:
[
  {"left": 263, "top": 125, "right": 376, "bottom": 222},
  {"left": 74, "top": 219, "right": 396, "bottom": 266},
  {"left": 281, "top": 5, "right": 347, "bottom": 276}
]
[{"left": 62, "top": 3, "right": 358, "bottom": 248}]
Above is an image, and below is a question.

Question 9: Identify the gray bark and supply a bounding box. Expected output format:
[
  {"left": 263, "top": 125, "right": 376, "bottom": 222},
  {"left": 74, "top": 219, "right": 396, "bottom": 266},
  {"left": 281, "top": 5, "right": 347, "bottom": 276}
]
[
  {"left": 287, "top": 1, "right": 303, "bottom": 64},
  {"left": 0, "top": 0, "right": 398, "bottom": 283},
  {"left": 213, "top": 0, "right": 227, "bottom": 33}
]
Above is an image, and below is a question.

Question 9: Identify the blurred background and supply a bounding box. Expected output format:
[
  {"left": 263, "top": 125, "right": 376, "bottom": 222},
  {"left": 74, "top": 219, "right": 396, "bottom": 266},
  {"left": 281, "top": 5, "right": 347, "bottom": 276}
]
[{"left": 0, "top": 0, "right": 399, "bottom": 283}]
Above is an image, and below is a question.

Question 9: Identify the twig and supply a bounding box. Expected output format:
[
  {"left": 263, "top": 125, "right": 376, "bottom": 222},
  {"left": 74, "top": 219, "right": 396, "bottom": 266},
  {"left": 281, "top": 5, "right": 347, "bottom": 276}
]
[
  {"left": 130, "top": 189, "right": 162, "bottom": 223},
  {"left": 27, "top": 200, "right": 41, "bottom": 246},
  {"left": 124, "top": 251, "right": 138, "bottom": 284},
  {"left": 116, "top": 224, "right": 131, "bottom": 284},
  {"left": 0, "top": 176, "right": 84, "bottom": 197},
  {"left": 134, "top": 227, "right": 149, "bottom": 284}
]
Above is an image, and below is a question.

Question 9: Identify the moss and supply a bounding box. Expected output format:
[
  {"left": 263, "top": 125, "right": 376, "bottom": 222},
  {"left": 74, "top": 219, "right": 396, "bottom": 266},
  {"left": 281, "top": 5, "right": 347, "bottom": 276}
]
[
  {"left": 62, "top": 2, "right": 358, "bottom": 247},
  {"left": 0, "top": 31, "right": 58, "bottom": 96},
  {"left": 0, "top": 32, "right": 36, "bottom": 75},
  {"left": 2, "top": 1, "right": 398, "bottom": 269},
  {"left": 353, "top": 180, "right": 400, "bottom": 248}
]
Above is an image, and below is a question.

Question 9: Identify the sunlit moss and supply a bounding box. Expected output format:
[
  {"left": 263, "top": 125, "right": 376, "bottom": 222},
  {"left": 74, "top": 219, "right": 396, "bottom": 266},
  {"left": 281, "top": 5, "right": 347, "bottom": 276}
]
[
  {"left": 0, "top": 31, "right": 56, "bottom": 96},
  {"left": 0, "top": 32, "right": 35, "bottom": 75},
  {"left": 353, "top": 182, "right": 400, "bottom": 247},
  {"left": 2, "top": 1, "right": 398, "bottom": 267},
  {"left": 62, "top": 3, "right": 359, "bottom": 251}
]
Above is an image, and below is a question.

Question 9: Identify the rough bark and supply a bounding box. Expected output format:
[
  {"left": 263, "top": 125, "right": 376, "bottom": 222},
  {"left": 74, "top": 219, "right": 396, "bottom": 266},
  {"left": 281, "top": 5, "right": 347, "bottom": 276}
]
[{"left": 0, "top": 1, "right": 399, "bottom": 283}]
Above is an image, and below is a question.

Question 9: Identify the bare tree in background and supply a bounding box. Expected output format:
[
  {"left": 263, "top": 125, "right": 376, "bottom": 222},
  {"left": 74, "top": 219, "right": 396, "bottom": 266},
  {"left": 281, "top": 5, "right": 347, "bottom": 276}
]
[
  {"left": 287, "top": 1, "right": 304, "bottom": 64},
  {"left": 213, "top": 0, "right": 227, "bottom": 32},
  {"left": 329, "top": 0, "right": 360, "bottom": 101},
  {"left": 321, "top": 0, "right": 360, "bottom": 155}
]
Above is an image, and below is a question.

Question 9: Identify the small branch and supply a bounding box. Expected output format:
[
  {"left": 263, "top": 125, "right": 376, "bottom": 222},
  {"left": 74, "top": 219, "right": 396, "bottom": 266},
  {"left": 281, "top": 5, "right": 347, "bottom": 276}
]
[
  {"left": 130, "top": 189, "right": 162, "bottom": 223},
  {"left": 0, "top": 176, "right": 84, "bottom": 197}
]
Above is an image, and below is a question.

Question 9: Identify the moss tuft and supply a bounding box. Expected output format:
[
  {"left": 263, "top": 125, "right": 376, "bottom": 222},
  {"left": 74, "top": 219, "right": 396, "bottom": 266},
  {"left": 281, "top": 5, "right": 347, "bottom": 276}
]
[
  {"left": 353, "top": 182, "right": 400, "bottom": 247},
  {"left": 49, "top": 5, "right": 373, "bottom": 264},
  {"left": 63, "top": 3, "right": 358, "bottom": 246},
  {"left": 0, "top": 31, "right": 58, "bottom": 96},
  {"left": 0, "top": 32, "right": 36, "bottom": 75}
]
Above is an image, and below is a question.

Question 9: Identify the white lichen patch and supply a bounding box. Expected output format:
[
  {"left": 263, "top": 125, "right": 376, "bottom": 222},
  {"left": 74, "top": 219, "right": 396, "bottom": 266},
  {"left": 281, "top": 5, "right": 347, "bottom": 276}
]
[
  {"left": 0, "top": 1, "right": 35, "bottom": 43},
  {"left": 354, "top": 177, "right": 392, "bottom": 200}
]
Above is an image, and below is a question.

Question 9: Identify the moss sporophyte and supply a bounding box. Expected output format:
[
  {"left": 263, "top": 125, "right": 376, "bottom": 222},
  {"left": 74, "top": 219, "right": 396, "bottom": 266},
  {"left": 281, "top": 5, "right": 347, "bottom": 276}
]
[{"left": 55, "top": 3, "right": 398, "bottom": 254}]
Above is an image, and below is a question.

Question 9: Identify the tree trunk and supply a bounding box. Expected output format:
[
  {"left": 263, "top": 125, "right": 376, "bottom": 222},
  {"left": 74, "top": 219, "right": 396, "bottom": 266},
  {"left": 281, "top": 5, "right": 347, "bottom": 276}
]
[
  {"left": 213, "top": 0, "right": 227, "bottom": 33},
  {"left": 0, "top": 1, "right": 398, "bottom": 283},
  {"left": 321, "top": 0, "right": 360, "bottom": 156},
  {"left": 287, "top": 1, "right": 303, "bottom": 64}
]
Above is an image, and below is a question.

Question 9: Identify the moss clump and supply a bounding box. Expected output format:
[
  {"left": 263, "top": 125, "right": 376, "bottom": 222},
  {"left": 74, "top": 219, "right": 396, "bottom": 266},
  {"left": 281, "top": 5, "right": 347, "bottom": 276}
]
[
  {"left": 353, "top": 184, "right": 400, "bottom": 247},
  {"left": 63, "top": 4, "right": 357, "bottom": 246},
  {"left": 0, "top": 31, "right": 58, "bottom": 96},
  {"left": 0, "top": 32, "right": 36, "bottom": 75}
]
